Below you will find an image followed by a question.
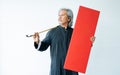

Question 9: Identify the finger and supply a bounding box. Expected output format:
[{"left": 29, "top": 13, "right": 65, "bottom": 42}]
[
  {"left": 90, "top": 36, "right": 94, "bottom": 42},
  {"left": 33, "top": 32, "right": 37, "bottom": 38},
  {"left": 36, "top": 32, "right": 39, "bottom": 38},
  {"left": 92, "top": 36, "right": 95, "bottom": 43}
]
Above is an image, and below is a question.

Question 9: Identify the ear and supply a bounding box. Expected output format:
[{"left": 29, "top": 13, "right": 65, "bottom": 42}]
[{"left": 68, "top": 18, "right": 71, "bottom": 22}]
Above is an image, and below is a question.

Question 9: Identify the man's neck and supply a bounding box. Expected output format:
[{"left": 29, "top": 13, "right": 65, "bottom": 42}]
[{"left": 61, "top": 24, "right": 68, "bottom": 29}]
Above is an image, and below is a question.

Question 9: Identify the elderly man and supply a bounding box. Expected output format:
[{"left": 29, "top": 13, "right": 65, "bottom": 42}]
[{"left": 33, "top": 8, "right": 95, "bottom": 75}]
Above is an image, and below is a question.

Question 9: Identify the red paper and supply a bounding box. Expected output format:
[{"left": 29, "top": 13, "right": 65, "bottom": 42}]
[{"left": 64, "top": 6, "right": 100, "bottom": 73}]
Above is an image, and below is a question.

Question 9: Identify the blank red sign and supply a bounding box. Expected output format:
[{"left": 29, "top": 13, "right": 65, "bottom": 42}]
[{"left": 64, "top": 6, "right": 100, "bottom": 73}]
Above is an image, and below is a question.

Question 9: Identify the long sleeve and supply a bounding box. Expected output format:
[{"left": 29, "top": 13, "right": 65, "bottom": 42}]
[
  {"left": 34, "top": 41, "right": 42, "bottom": 49},
  {"left": 34, "top": 42, "right": 39, "bottom": 49},
  {"left": 35, "top": 30, "right": 52, "bottom": 51}
]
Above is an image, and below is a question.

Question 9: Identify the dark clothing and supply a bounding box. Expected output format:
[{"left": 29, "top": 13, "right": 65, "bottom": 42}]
[{"left": 34, "top": 25, "right": 78, "bottom": 75}]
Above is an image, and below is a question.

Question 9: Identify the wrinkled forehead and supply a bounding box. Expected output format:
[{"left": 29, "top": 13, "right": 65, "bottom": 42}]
[{"left": 58, "top": 9, "right": 68, "bottom": 15}]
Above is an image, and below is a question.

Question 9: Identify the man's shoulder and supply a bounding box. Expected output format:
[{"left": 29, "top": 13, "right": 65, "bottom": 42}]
[
  {"left": 46, "top": 26, "right": 59, "bottom": 35},
  {"left": 49, "top": 26, "right": 59, "bottom": 32},
  {"left": 67, "top": 27, "right": 73, "bottom": 32}
]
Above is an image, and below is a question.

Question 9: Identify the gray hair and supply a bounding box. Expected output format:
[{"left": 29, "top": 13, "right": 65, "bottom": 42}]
[{"left": 59, "top": 8, "right": 74, "bottom": 27}]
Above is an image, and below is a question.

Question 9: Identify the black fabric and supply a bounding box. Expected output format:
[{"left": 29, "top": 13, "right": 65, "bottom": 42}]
[{"left": 34, "top": 25, "right": 78, "bottom": 75}]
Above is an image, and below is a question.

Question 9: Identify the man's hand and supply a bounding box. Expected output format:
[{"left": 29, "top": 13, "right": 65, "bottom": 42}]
[
  {"left": 90, "top": 36, "right": 96, "bottom": 43},
  {"left": 33, "top": 32, "right": 40, "bottom": 44}
]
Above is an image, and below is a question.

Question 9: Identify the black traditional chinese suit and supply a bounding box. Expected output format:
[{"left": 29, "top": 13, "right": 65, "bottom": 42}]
[{"left": 34, "top": 25, "right": 78, "bottom": 75}]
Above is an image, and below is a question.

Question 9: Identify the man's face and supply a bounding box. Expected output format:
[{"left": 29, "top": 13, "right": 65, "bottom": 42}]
[{"left": 58, "top": 10, "right": 70, "bottom": 26}]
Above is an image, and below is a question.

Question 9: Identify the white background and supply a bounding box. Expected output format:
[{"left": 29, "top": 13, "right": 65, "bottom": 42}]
[{"left": 0, "top": 0, "right": 120, "bottom": 75}]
